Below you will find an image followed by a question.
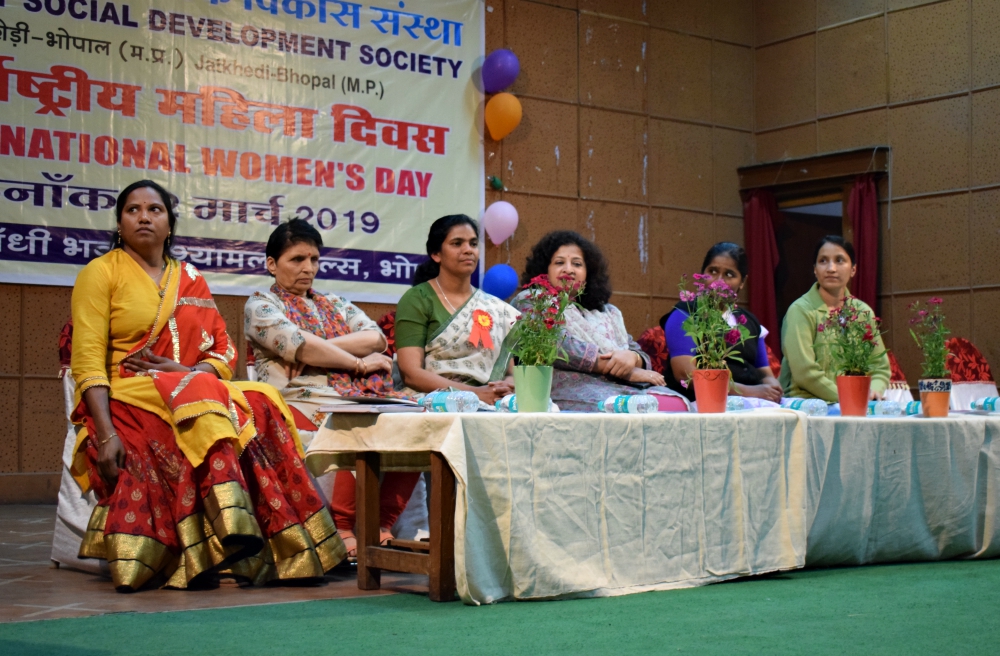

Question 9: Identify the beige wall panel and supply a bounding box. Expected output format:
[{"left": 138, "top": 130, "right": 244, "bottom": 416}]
[
  {"left": 215, "top": 294, "right": 248, "bottom": 378},
  {"left": 0, "top": 379, "right": 19, "bottom": 473},
  {"left": 21, "top": 378, "right": 64, "bottom": 473},
  {"left": 715, "top": 216, "right": 745, "bottom": 246},
  {"left": 817, "top": 108, "right": 889, "bottom": 153},
  {"left": 579, "top": 14, "right": 647, "bottom": 112},
  {"left": 527, "top": 0, "right": 578, "bottom": 9},
  {"left": 888, "top": 0, "right": 949, "bottom": 10},
  {"left": 972, "top": 0, "right": 1000, "bottom": 88},
  {"left": 579, "top": 0, "right": 646, "bottom": 21},
  {"left": 818, "top": 0, "right": 885, "bottom": 28},
  {"left": 650, "top": 298, "right": 678, "bottom": 326},
  {"left": 891, "top": 291, "right": 971, "bottom": 386},
  {"left": 580, "top": 201, "right": 649, "bottom": 295},
  {"left": 649, "top": 0, "right": 712, "bottom": 36},
  {"left": 755, "top": 35, "right": 817, "bottom": 130},
  {"left": 890, "top": 193, "right": 970, "bottom": 292},
  {"left": 888, "top": 96, "right": 970, "bottom": 197},
  {"left": 0, "top": 285, "right": 20, "bottom": 376},
  {"left": 888, "top": 0, "right": 971, "bottom": 103},
  {"left": 485, "top": 135, "right": 503, "bottom": 187},
  {"left": 817, "top": 17, "right": 887, "bottom": 117},
  {"left": 609, "top": 293, "right": 652, "bottom": 336},
  {"left": 648, "top": 30, "right": 712, "bottom": 122},
  {"left": 22, "top": 286, "right": 71, "bottom": 377},
  {"left": 712, "top": 42, "right": 754, "bottom": 130},
  {"left": 754, "top": 0, "right": 816, "bottom": 46},
  {"left": 507, "top": 1, "right": 579, "bottom": 102},
  {"left": 648, "top": 119, "right": 714, "bottom": 210},
  {"left": 972, "top": 289, "right": 1000, "bottom": 381},
  {"left": 648, "top": 208, "right": 717, "bottom": 297},
  {"left": 755, "top": 123, "right": 817, "bottom": 162},
  {"left": 712, "top": 0, "right": 754, "bottom": 46},
  {"left": 972, "top": 88, "right": 1000, "bottom": 187},
  {"left": 579, "top": 108, "right": 648, "bottom": 202},
  {"left": 505, "top": 194, "right": 580, "bottom": 273},
  {"left": 713, "top": 128, "right": 754, "bottom": 215},
  {"left": 485, "top": 0, "right": 503, "bottom": 52},
  {"left": 502, "top": 98, "right": 579, "bottom": 196},
  {"left": 970, "top": 188, "right": 1000, "bottom": 287}
]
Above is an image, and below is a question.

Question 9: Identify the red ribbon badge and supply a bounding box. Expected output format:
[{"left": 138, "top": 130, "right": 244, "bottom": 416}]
[{"left": 468, "top": 309, "right": 494, "bottom": 350}]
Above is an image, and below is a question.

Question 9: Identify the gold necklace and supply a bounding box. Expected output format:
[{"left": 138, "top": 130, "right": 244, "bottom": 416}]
[{"left": 433, "top": 277, "right": 458, "bottom": 313}]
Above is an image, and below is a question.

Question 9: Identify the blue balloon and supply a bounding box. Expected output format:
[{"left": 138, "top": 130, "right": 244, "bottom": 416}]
[
  {"left": 482, "top": 264, "right": 520, "bottom": 300},
  {"left": 482, "top": 49, "right": 520, "bottom": 94}
]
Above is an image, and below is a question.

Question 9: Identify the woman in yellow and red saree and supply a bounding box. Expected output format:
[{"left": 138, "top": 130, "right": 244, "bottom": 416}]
[{"left": 70, "top": 180, "right": 345, "bottom": 591}]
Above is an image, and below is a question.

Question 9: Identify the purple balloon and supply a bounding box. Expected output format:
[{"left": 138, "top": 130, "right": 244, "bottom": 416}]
[{"left": 482, "top": 49, "right": 520, "bottom": 94}]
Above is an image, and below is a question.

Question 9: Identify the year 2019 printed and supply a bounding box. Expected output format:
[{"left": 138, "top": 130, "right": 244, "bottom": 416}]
[{"left": 292, "top": 206, "right": 380, "bottom": 233}]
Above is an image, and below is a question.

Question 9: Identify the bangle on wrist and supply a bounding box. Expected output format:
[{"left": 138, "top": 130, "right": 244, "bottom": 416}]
[{"left": 97, "top": 432, "right": 119, "bottom": 447}]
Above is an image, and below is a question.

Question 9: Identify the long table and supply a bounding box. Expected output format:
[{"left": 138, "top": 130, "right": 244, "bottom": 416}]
[{"left": 305, "top": 411, "right": 1000, "bottom": 604}]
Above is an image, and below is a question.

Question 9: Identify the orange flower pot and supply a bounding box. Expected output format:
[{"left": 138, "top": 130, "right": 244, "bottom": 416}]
[
  {"left": 692, "top": 369, "right": 730, "bottom": 414},
  {"left": 836, "top": 375, "right": 871, "bottom": 416},
  {"left": 919, "top": 379, "right": 951, "bottom": 418}
]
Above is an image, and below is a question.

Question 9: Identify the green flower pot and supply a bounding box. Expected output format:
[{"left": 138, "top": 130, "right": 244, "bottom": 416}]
[{"left": 513, "top": 365, "right": 553, "bottom": 413}]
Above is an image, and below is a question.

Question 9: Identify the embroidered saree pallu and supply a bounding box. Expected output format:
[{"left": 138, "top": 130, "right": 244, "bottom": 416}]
[{"left": 70, "top": 253, "right": 345, "bottom": 591}]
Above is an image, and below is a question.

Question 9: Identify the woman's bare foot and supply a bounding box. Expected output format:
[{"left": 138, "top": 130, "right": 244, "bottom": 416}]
[
  {"left": 338, "top": 529, "right": 357, "bottom": 562},
  {"left": 379, "top": 527, "right": 394, "bottom": 546}
]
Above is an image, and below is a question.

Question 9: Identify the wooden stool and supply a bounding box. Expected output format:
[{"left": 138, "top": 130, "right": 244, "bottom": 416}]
[{"left": 355, "top": 451, "right": 457, "bottom": 602}]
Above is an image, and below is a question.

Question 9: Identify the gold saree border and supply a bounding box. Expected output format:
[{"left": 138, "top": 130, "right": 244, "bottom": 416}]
[{"left": 78, "top": 504, "right": 109, "bottom": 560}]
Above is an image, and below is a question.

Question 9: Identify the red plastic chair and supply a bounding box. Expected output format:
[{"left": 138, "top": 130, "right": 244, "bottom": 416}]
[
  {"left": 884, "top": 351, "right": 914, "bottom": 403},
  {"left": 946, "top": 337, "right": 998, "bottom": 410}
]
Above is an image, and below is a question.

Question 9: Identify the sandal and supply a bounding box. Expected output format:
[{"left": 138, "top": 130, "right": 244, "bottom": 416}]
[{"left": 338, "top": 529, "right": 357, "bottom": 564}]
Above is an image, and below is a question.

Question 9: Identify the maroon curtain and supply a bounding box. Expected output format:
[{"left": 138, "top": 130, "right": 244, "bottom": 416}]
[
  {"left": 743, "top": 189, "right": 781, "bottom": 356},
  {"left": 848, "top": 174, "right": 879, "bottom": 311}
]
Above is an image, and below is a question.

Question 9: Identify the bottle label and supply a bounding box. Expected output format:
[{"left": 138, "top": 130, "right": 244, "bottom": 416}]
[
  {"left": 613, "top": 396, "right": 629, "bottom": 413},
  {"left": 429, "top": 392, "right": 449, "bottom": 413},
  {"left": 867, "top": 401, "right": 877, "bottom": 416},
  {"left": 905, "top": 401, "right": 921, "bottom": 415},
  {"left": 983, "top": 398, "right": 998, "bottom": 412},
  {"left": 788, "top": 399, "right": 805, "bottom": 411}
]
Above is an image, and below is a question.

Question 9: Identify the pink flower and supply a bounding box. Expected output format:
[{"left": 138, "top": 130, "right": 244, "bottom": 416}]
[
  {"left": 725, "top": 328, "right": 741, "bottom": 345},
  {"left": 679, "top": 290, "right": 695, "bottom": 302},
  {"left": 817, "top": 323, "right": 825, "bottom": 333},
  {"left": 680, "top": 379, "right": 689, "bottom": 389},
  {"left": 737, "top": 314, "right": 747, "bottom": 325},
  {"left": 709, "top": 280, "right": 729, "bottom": 292},
  {"left": 918, "top": 310, "right": 928, "bottom": 317},
  {"left": 692, "top": 273, "right": 708, "bottom": 281},
  {"left": 929, "top": 297, "right": 943, "bottom": 305}
]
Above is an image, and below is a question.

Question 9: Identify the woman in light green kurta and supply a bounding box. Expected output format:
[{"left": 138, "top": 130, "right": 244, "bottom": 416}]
[{"left": 779, "top": 236, "right": 890, "bottom": 402}]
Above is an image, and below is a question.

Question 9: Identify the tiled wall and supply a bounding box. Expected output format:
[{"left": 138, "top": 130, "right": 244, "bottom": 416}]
[
  {"left": 1, "top": 0, "right": 764, "bottom": 497},
  {"left": 482, "top": 0, "right": 755, "bottom": 334},
  {"left": 752, "top": 0, "right": 1000, "bottom": 387}
]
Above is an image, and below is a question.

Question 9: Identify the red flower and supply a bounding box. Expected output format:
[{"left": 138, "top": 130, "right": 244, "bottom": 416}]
[
  {"left": 817, "top": 323, "right": 825, "bottom": 333},
  {"left": 725, "top": 328, "right": 741, "bottom": 345},
  {"left": 929, "top": 297, "right": 943, "bottom": 305},
  {"left": 737, "top": 314, "right": 747, "bottom": 325}
]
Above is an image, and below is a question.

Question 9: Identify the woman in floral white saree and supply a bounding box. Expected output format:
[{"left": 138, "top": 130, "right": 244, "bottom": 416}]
[
  {"left": 71, "top": 181, "right": 344, "bottom": 591},
  {"left": 394, "top": 215, "right": 519, "bottom": 404}
]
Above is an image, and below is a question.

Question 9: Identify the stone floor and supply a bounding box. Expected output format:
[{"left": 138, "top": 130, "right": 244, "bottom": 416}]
[{"left": 0, "top": 505, "right": 426, "bottom": 623}]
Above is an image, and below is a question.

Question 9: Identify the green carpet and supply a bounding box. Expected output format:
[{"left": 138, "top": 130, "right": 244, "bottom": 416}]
[{"left": 4, "top": 560, "right": 1000, "bottom": 655}]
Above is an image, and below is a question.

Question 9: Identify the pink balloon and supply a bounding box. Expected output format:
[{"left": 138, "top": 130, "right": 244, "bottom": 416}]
[{"left": 483, "top": 201, "right": 519, "bottom": 245}]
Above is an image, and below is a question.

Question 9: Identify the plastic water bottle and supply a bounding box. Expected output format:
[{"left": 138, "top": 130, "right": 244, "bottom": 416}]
[
  {"left": 421, "top": 391, "right": 480, "bottom": 413},
  {"left": 867, "top": 400, "right": 904, "bottom": 416},
  {"left": 904, "top": 401, "right": 922, "bottom": 416},
  {"left": 727, "top": 396, "right": 749, "bottom": 412},
  {"left": 971, "top": 397, "right": 1000, "bottom": 412},
  {"left": 780, "top": 398, "right": 830, "bottom": 416},
  {"left": 495, "top": 394, "right": 559, "bottom": 413},
  {"left": 598, "top": 395, "right": 659, "bottom": 414}
]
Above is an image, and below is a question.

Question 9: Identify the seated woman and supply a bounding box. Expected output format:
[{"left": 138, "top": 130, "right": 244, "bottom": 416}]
[
  {"left": 71, "top": 181, "right": 344, "bottom": 591},
  {"left": 780, "top": 235, "right": 890, "bottom": 402},
  {"left": 661, "top": 242, "right": 782, "bottom": 403},
  {"left": 513, "top": 231, "right": 672, "bottom": 412},
  {"left": 244, "top": 219, "right": 417, "bottom": 559},
  {"left": 394, "top": 214, "right": 519, "bottom": 404}
]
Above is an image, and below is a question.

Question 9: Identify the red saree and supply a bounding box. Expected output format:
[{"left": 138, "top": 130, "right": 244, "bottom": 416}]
[{"left": 72, "top": 256, "right": 345, "bottom": 590}]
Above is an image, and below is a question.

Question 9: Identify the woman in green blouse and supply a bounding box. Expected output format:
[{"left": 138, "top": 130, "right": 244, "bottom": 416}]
[
  {"left": 779, "top": 235, "right": 890, "bottom": 402},
  {"left": 394, "top": 214, "right": 518, "bottom": 406}
]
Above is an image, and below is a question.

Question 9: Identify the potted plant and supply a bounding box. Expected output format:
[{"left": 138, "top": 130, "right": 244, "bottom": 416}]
[
  {"left": 909, "top": 297, "right": 951, "bottom": 417},
  {"left": 817, "top": 297, "right": 885, "bottom": 416},
  {"left": 678, "top": 274, "right": 749, "bottom": 413},
  {"left": 509, "top": 274, "right": 580, "bottom": 412}
]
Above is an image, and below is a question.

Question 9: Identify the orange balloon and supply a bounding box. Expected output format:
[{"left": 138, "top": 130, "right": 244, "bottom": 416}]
[{"left": 485, "top": 93, "right": 522, "bottom": 140}]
